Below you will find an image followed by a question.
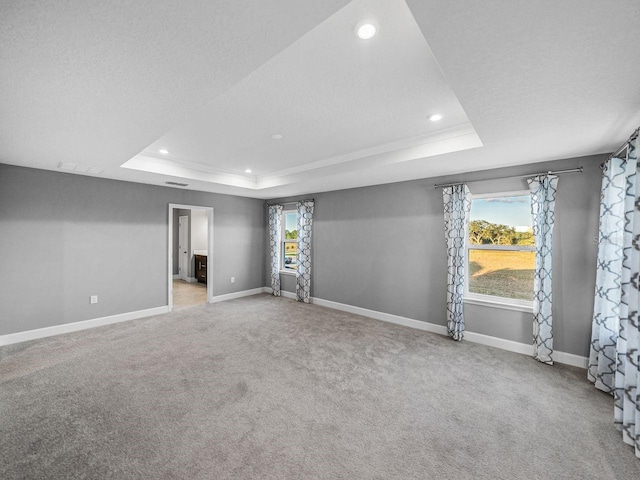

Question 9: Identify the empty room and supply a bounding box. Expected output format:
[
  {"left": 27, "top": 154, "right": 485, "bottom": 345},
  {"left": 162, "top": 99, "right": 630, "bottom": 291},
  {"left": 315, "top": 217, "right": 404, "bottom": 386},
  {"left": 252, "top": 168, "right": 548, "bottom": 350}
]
[{"left": 2, "top": 1, "right": 640, "bottom": 479}]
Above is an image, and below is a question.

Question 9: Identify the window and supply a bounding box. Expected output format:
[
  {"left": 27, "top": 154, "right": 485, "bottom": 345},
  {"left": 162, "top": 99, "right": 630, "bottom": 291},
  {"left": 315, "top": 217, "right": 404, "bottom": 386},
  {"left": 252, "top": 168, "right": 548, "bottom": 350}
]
[
  {"left": 281, "top": 210, "right": 298, "bottom": 272},
  {"left": 465, "top": 191, "right": 535, "bottom": 309}
]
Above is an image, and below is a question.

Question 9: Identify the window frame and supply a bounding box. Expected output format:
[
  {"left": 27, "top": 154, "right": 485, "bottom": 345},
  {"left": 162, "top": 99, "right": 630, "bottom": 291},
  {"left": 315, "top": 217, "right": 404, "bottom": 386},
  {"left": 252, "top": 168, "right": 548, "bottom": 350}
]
[
  {"left": 464, "top": 190, "right": 534, "bottom": 313},
  {"left": 279, "top": 209, "right": 298, "bottom": 275}
]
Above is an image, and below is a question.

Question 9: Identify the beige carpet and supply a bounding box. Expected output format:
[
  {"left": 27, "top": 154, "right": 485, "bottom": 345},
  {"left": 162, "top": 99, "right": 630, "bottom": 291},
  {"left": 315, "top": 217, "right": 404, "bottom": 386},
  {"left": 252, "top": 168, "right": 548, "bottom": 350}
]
[{"left": 1, "top": 294, "right": 638, "bottom": 479}]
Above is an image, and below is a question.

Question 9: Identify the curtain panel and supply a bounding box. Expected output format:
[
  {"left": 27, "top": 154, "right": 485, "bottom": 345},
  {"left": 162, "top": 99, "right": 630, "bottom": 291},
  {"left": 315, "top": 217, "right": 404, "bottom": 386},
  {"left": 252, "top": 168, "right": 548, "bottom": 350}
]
[
  {"left": 589, "top": 136, "right": 639, "bottom": 458},
  {"left": 528, "top": 174, "right": 559, "bottom": 365},
  {"left": 296, "top": 200, "right": 314, "bottom": 303},
  {"left": 588, "top": 157, "right": 635, "bottom": 392},
  {"left": 268, "top": 205, "right": 283, "bottom": 296},
  {"left": 442, "top": 184, "right": 471, "bottom": 341}
]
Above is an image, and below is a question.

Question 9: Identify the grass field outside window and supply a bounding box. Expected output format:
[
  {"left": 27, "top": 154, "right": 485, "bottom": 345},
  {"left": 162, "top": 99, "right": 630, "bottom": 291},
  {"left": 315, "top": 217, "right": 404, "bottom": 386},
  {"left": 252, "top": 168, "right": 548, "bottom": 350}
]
[{"left": 468, "top": 249, "right": 534, "bottom": 301}]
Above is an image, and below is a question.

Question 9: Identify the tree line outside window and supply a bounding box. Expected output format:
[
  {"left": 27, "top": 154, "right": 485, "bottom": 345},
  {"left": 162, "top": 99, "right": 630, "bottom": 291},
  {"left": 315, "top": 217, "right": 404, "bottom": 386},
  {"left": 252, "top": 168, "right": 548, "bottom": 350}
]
[{"left": 468, "top": 220, "right": 534, "bottom": 246}]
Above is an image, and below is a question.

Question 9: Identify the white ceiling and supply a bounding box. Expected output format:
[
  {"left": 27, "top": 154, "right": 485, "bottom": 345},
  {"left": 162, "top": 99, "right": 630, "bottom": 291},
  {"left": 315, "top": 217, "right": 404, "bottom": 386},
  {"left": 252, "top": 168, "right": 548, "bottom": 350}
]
[{"left": 2, "top": 0, "right": 639, "bottom": 199}]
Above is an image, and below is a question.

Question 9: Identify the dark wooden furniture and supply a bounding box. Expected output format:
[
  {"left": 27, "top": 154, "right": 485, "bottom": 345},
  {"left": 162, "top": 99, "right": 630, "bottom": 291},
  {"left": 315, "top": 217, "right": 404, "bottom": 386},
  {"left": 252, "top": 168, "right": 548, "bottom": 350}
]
[{"left": 195, "top": 254, "right": 207, "bottom": 285}]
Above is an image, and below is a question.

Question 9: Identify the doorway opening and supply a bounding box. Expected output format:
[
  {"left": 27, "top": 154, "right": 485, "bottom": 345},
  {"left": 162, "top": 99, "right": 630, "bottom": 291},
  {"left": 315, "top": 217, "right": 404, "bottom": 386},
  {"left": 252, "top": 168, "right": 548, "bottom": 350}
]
[{"left": 168, "top": 204, "right": 214, "bottom": 310}]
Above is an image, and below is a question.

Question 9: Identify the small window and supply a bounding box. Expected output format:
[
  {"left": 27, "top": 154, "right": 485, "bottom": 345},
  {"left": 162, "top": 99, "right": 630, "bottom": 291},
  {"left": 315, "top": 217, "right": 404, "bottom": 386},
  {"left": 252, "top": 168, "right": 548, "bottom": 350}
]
[
  {"left": 466, "top": 192, "right": 535, "bottom": 308},
  {"left": 281, "top": 211, "right": 298, "bottom": 272}
]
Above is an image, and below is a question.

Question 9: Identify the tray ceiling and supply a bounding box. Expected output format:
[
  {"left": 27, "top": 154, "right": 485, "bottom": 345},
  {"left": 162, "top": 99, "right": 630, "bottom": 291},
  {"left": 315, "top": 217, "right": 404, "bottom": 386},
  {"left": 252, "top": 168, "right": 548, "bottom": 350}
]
[{"left": 1, "top": 0, "right": 639, "bottom": 198}]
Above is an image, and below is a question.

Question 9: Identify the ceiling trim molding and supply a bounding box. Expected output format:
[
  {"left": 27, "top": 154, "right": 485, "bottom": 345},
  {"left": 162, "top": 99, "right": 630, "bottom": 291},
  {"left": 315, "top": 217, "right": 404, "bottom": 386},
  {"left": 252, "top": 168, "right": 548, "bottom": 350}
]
[
  {"left": 257, "top": 123, "right": 479, "bottom": 181},
  {"left": 121, "top": 155, "right": 257, "bottom": 189},
  {"left": 134, "top": 152, "right": 255, "bottom": 179},
  {"left": 122, "top": 123, "right": 483, "bottom": 191}
]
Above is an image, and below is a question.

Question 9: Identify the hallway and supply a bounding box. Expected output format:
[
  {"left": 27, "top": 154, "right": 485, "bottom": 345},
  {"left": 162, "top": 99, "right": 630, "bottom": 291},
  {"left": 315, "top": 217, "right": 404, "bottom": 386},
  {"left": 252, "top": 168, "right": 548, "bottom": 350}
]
[{"left": 172, "top": 279, "right": 206, "bottom": 309}]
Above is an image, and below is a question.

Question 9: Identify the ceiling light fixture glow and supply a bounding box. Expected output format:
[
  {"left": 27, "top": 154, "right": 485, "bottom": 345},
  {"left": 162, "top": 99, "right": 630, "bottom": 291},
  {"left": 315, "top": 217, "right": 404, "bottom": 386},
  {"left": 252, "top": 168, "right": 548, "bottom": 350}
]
[
  {"left": 357, "top": 23, "right": 377, "bottom": 40},
  {"left": 159, "top": 149, "right": 169, "bottom": 154},
  {"left": 271, "top": 134, "right": 283, "bottom": 140},
  {"left": 429, "top": 114, "right": 443, "bottom": 122},
  {"left": 245, "top": 169, "right": 252, "bottom": 174}
]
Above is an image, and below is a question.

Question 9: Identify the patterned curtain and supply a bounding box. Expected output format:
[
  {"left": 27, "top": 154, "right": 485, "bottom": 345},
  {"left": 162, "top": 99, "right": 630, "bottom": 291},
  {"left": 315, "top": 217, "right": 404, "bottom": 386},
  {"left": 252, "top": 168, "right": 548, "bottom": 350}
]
[
  {"left": 442, "top": 184, "right": 471, "bottom": 341},
  {"left": 268, "top": 205, "right": 283, "bottom": 296},
  {"left": 296, "top": 200, "right": 314, "bottom": 303},
  {"left": 588, "top": 157, "right": 635, "bottom": 392},
  {"left": 528, "top": 174, "right": 559, "bottom": 365},
  {"left": 589, "top": 137, "right": 640, "bottom": 458}
]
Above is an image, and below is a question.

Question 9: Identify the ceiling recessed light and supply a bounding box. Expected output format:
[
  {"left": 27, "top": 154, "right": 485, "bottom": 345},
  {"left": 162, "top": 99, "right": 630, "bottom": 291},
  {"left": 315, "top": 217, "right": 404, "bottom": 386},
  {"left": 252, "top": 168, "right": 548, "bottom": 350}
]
[
  {"left": 357, "top": 23, "right": 377, "bottom": 40},
  {"left": 271, "top": 134, "right": 283, "bottom": 140},
  {"left": 159, "top": 149, "right": 169, "bottom": 155},
  {"left": 245, "top": 169, "right": 252, "bottom": 174},
  {"left": 429, "top": 114, "right": 443, "bottom": 122}
]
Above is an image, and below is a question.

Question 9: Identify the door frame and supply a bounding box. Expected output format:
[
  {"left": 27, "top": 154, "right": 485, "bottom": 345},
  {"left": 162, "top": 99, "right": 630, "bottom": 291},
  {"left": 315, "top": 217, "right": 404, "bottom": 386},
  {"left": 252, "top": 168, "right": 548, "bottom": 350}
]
[
  {"left": 168, "top": 203, "right": 214, "bottom": 310},
  {"left": 178, "top": 215, "right": 189, "bottom": 281}
]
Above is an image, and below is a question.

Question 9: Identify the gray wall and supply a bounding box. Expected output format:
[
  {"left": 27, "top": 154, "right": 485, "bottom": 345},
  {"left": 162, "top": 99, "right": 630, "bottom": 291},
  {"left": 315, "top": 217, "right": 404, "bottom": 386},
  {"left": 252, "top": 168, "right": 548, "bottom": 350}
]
[
  {"left": 0, "top": 164, "right": 265, "bottom": 335},
  {"left": 266, "top": 155, "right": 603, "bottom": 357}
]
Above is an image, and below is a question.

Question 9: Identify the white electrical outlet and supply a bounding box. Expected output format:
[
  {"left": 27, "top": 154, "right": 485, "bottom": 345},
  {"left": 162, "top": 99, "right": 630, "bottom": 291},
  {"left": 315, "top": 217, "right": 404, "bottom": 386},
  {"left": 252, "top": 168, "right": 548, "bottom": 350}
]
[
  {"left": 230, "top": 277, "right": 235, "bottom": 283},
  {"left": 90, "top": 295, "right": 98, "bottom": 304}
]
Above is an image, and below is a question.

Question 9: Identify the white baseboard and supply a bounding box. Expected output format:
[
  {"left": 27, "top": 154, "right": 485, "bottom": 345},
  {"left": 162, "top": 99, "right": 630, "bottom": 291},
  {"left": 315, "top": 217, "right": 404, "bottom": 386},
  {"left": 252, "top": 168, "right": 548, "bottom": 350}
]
[
  {"left": 310, "top": 297, "right": 448, "bottom": 336},
  {"left": 209, "top": 287, "right": 266, "bottom": 304},
  {"left": 308, "top": 296, "right": 588, "bottom": 369},
  {"left": 3, "top": 287, "right": 587, "bottom": 370},
  {"left": 462, "top": 330, "right": 533, "bottom": 356},
  {"left": 175, "top": 276, "right": 197, "bottom": 283},
  {"left": 0, "top": 306, "right": 170, "bottom": 347},
  {"left": 552, "top": 350, "right": 589, "bottom": 368},
  {"left": 462, "top": 330, "right": 586, "bottom": 368},
  {"left": 260, "top": 287, "right": 297, "bottom": 300}
]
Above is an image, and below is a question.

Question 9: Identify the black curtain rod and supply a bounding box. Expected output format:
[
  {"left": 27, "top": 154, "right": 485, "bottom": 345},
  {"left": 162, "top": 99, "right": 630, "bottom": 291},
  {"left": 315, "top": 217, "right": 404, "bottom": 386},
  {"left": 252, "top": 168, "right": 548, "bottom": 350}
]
[
  {"left": 433, "top": 167, "right": 583, "bottom": 189},
  {"left": 265, "top": 199, "right": 315, "bottom": 207}
]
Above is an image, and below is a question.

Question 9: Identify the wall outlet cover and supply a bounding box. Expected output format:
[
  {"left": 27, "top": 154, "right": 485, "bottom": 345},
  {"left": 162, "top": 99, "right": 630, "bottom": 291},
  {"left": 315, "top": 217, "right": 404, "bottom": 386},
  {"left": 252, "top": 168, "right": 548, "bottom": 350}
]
[{"left": 90, "top": 295, "right": 98, "bottom": 304}]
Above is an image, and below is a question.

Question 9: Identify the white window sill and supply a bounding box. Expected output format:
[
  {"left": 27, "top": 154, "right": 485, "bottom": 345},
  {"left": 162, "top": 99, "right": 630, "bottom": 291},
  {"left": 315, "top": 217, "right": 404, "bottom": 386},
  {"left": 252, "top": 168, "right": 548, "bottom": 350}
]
[
  {"left": 279, "top": 270, "right": 296, "bottom": 276},
  {"left": 464, "top": 295, "right": 533, "bottom": 313}
]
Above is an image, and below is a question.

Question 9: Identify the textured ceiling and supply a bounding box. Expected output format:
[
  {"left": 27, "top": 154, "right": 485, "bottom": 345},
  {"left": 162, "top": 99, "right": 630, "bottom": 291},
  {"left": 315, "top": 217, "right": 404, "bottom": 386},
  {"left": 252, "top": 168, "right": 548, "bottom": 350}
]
[{"left": 1, "top": 0, "right": 639, "bottom": 198}]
